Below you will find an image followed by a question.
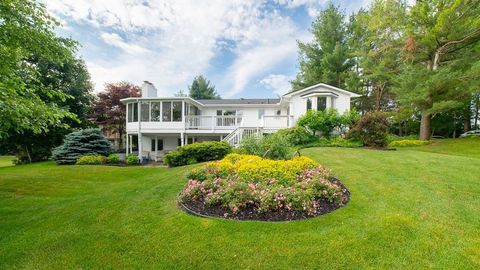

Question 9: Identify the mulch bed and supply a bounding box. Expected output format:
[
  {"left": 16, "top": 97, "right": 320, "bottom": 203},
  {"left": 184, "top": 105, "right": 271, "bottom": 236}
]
[{"left": 179, "top": 177, "right": 351, "bottom": 222}]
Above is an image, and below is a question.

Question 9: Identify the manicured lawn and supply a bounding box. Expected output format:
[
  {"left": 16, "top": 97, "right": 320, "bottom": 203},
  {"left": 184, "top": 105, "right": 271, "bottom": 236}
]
[
  {"left": 0, "top": 156, "right": 15, "bottom": 167},
  {"left": 0, "top": 138, "right": 479, "bottom": 269}
]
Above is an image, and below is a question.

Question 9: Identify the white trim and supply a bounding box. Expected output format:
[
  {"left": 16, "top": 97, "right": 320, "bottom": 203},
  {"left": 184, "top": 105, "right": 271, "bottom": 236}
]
[{"left": 282, "top": 83, "right": 361, "bottom": 98}]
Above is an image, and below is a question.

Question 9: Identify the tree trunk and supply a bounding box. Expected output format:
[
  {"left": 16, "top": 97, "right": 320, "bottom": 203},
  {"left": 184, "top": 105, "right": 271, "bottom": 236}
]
[
  {"left": 420, "top": 111, "right": 431, "bottom": 140},
  {"left": 475, "top": 94, "right": 479, "bottom": 129}
]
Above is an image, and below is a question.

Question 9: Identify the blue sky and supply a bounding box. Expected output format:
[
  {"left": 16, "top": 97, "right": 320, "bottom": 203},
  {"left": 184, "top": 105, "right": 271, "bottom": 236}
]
[{"left": 45, "top": 0, "right": 372, "bottom": 98}]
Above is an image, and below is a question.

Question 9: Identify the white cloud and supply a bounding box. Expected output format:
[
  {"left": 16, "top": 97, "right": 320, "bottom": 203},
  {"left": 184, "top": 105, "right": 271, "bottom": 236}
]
[
  {"left": 100, "top": 32, "right": 149, "bottom": 54},
  {"left": 260, "top": 74, "right": 293, "bottom": 95}
]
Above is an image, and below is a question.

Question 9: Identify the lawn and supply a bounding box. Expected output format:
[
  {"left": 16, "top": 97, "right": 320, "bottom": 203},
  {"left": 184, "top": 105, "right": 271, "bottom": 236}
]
[{"left": 0, "top": 138, "right": 479, "bottom": 269}]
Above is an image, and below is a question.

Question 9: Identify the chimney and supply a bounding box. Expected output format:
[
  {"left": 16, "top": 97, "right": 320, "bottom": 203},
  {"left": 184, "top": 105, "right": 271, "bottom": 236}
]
[{"left": 141, "top": 81, "right": 157, "bottom": 97}]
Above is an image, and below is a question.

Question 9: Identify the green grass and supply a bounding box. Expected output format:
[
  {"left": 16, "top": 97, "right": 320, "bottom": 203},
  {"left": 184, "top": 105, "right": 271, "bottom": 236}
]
[
  {"left": 0, "top": 138, "right": 479, "bottom": 269},
  {"left": 0, "top": 156, "right": 15, "bottom": 167}
]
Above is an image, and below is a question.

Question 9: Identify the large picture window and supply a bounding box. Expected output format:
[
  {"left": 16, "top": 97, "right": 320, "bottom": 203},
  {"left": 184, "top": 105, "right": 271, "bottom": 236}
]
[
  {"left": 317, "top": 97, "right": 327, "bottom": 111},
  {"left": 151, "top": 139, "right": 163, "bottom": 151},
  {"left": 127, "top": 103, "right": 133, "bottom": 122},
  {"left": 141, "top": 102, "right": 150, "bottom": 121},
  {"left": 151, "top": 102, "right": 160, "bottom": 122},
  {"left": 172, "top": 101, "right": 182, "bottom": 122},
  {"left": 133, "top": 102, "right": 138, "bottom": 122},
  {"left": 162, "top": 102, "right": 171, "bottom": 122}
]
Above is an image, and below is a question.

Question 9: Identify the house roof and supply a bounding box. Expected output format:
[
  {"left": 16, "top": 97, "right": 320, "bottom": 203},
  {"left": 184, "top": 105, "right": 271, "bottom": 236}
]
[
  {"left": 283, "top": 82, "right": 361, "bottom": 98},
  {"left": 197, "top": 98, "right": 280, "bottom": 105}
]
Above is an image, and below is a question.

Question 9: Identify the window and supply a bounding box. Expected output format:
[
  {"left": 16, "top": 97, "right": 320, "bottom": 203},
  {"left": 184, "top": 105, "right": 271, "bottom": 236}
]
[
  {"left": 258, "top": 109, "right": 265, "bottom": 120},
  {"left": 141, "top": 102, "right": 150, "bottom": 121},
  {"left": 127, "top": 103, "right": 133, "bottom": 122},
  {"left": 151, "top": 102, "right": 160, "bottom": 122},
  {"left": 133, "top": 102, "right": 138, "bottom": 122},
  {"left": 162, "top": 102, "right": 171, "bottom": 121},
  {"left": 172, "top": 101, "right": 182, "bottom": 122},
  {"left": 317, "top": 97, "right": 327, "bottom": 111},
  {"left": 306, "top": 98, "right": 312, "bottom": 111},
  {"left": 151, "top": 139, "right": 163, "bottom": 151}
]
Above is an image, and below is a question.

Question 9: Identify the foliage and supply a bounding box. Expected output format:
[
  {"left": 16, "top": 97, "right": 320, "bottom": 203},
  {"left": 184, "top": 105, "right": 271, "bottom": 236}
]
[
  {"left": 179, "top": 154, "right": 342, "bottom": 215},
  {"left": 188, "top": 75, "right": 220, "bottom": 99},
  {"left": 51, "top": 129, "right": 113, "bottom": 165},
  {"left": 297, "top": 109, "right": 345, "bottom": 137},
  {"left": 0, "top": 0, "right": 79, "bottom": 138},
  {"left": 107, "top": 154, "right": 120, "bottom": 164},
  {"left": 163, "top": 141, "right": 232, "bottom": 167},
  {"left": 276, "top": 127, "right": 317, "bottom": 145},
  {"left": 126, "top": 154, "right": 139, "bottom": 165},
  {"left": 302, "top": 137, "right": 362, "bottom": 148},
  {"left": 291, "top": 4, "right": 352, "bottom": 89},
  {"left": 239, "top": 133, "right": 295, "bottom": 160},
  {"left": 349, "top": 111, "right": 389, "bottom": 148},
  {"left": 388, "top": 140, "right": 431, "bottom": 148},
  {"left": 90, "top": 82, "right": 141, "bottom": 148},
  {"left": 76, "top": 155, "right": 107, "bottom": 165},
  {"left": 0, "top": 57, "right": 94, "bottom": 164}
]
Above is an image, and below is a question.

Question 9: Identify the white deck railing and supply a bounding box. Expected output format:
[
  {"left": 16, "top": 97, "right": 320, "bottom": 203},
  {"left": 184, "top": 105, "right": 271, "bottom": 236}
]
[
  {"left": 186, "top": 115, "right": 242, "bottom": 130},
  {"left": 262, "top": 115, "right": 294, "bottom": 129}
]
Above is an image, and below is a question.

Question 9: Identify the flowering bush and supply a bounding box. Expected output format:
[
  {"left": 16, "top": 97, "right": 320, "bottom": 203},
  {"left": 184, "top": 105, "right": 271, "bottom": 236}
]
[
  {"left": 388, "top": 139, "right": 430, "bottom": 147},
  {"left": 179, "top": 154, "right": 344, "bottom": 216}
]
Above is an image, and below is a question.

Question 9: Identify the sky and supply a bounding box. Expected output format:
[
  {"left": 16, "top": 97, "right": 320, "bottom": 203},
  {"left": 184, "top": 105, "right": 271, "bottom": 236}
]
[{"left": 45, "top": 0, "right": 373, "bottom": 98}]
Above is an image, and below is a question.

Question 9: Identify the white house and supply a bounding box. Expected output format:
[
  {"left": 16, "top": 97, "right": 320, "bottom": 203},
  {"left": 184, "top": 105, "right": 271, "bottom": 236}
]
[{"left": 121, "top": 81, "right": 360, "bottom": 162}]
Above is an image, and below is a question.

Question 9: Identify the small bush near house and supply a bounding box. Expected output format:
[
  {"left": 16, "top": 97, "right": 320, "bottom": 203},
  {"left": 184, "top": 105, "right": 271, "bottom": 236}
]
[
  {"left": 76, "top": 155, "right": 107, "bottom": 165},
  {"left": 107, "top": 154, "right": 120, "bottom": 164},
  {"left": 126, "top": 154, "right": 140, "bottom": 165},
  {"left": 239, "top": 133, "right": 295, "bottom": 160},
  {"left": 179, "top": 154, "right": 350, "bottom": 221},
  {"left": 348, "top": 112, "right": 389, "bottom": 148},
  {"left": 297, "top": 109, "right": 342, "bottom": 137},
  {"left": 388, "top": 139, "right": 430, "bottom": 148},
  {"left": 51, "top": 129, "right": 113, "bottom": 165},
  {"left": 276, "top": 127, "right": 317, "bottom": 145},
  {"left": 164, "top": 141, "right": 232, "bottom": 167}
]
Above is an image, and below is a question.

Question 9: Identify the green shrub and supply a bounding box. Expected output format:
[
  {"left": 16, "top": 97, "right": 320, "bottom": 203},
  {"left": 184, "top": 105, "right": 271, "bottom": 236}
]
[
  {"left": 52, "top": 129, "right": 113, "bottom": 165},
  {"left": 76, "top": 155, "right": 107, "bottom": 165},
  {"left": 107, "top": 154, "right": 120, "bottom": 164},
  {"left": 349, "top": 112, "right": 389, "bottom": 148},
  {"left": 163, "top": 141, "right": 232, "bottom": 167},
  {"left": 240, "top": 133, "right": 295, "bottom": 160},
  {"left": 388, "top": 139, "right": 430, "bottom": 147},
  {"left": 276, "top": 127, "right": 316, "bottom": 145},
  {"left": 297, "top": 109, "right": 341, "bottom": 137},
  {"left": 126, "top": 154, "right": 139, "bottom": 165}
]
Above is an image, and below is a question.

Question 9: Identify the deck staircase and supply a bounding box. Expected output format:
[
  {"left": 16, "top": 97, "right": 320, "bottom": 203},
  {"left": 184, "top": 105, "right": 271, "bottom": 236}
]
[{"left": 222, "top": 127, "right": 263, "bottom": 147}]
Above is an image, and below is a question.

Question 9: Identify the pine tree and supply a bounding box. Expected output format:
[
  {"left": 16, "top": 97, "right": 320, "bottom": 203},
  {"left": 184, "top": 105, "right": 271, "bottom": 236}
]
[
  {"left": 188, "top": 76, "right": 220, "bottom": 99},
  {"left": 52, "top": 129, "right": 113, "bottom": 164}
]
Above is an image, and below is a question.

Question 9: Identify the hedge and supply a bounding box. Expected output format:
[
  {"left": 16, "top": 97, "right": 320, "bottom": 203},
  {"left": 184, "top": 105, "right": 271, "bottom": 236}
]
[{"left": 163, "top": 141, "right": 232, "bottom": 167}]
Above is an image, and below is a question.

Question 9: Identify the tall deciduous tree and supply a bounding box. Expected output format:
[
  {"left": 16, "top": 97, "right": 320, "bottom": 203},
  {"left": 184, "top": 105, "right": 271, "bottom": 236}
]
[
  {"left": 188, "top": 75, "right": 220, "bottom": 99},
  {"left": 0, "top": 57, "right": 94, "bottom": 163},
  {"left": 292, "top": 4, "right": 352, "bottom": 90},
  {"left": 0, "top": 0, "right": 78, "bottom": 138},
  {"left": 90, "top": 82, "right": 141, "bottom": 149},
  {"left": 395, "top": 0, "right": 480, "bottom": 140}
]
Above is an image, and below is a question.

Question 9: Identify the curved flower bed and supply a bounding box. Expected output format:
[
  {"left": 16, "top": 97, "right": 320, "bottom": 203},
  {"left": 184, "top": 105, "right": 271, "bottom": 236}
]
[{"left": 179, "top": 154, "right": 350, "bottom": 221}]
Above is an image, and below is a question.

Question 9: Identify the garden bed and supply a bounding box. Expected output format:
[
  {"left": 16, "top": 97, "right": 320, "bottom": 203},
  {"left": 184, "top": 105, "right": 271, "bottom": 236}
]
[
  {"left": 178, "top": 154, "right": 351, "bottom": 222},
  {"left": 180, "top": 177, "right": 350, "bottom": 221}
]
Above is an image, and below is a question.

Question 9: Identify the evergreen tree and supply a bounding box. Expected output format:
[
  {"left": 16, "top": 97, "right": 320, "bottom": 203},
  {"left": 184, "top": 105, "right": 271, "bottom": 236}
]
[
  {"left": 188, "top": 76, "right": 220, "bottom": 99},
  {"left": 52, "top": 129, "right": 113, "bottom": 165},
  {"left": 394, "top": 0, "right": 480, "bottom": 140},
  {"left": 291, "top": 4, "right": 352, "bottom": 90}
]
